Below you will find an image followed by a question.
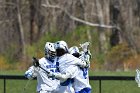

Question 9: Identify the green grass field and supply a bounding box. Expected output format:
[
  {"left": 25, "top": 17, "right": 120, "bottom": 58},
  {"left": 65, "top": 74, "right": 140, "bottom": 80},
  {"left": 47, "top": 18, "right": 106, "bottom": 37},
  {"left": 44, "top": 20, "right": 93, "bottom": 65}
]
[{"left": 0, "top": 70, "right": 139, "bottom": 93}]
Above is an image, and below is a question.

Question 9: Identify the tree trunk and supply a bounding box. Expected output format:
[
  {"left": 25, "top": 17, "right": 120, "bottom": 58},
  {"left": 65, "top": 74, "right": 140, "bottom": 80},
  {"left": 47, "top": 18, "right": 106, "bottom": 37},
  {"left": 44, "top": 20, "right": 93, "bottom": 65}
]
[
  {"left": 95, "top": 0, "right": 107, "bottom": 53},
  {"left": 16, "top": 0, "right": 25, "bottom": 56},
  {"left": 29, "top": 0, "right": 37, "bottom": 45},
  {"left": 110, "top": 0, "right": 121, "bottom": 47}
]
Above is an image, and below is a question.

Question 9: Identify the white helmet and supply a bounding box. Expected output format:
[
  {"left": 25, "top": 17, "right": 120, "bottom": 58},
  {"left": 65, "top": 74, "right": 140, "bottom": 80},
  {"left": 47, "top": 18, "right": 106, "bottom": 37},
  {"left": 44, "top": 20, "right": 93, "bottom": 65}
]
[
  {"left": 69, "top": 46, "right": 81, "bottom": 57},
  {"left": 55, "top": 41, "right": 68, "bottom": 52},
  {"left": 55, "top": 41, "right": 69, "bottom": 56},
  {"left": 44, "top": 42, "right": 56, "bottom": 59},
  {"left": 69, "top": 46, "right": 79, "bottom": 54}
]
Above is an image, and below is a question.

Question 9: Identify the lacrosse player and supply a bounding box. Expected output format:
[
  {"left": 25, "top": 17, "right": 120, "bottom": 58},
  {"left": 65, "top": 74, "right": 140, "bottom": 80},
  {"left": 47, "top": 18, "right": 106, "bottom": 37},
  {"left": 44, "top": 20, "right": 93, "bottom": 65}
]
[
  {"left": 69, "top": 42, "right": 91, "bottom": 93},
  {"left": 135, "top": 69, "right": 140, "bottom": 87},
  {"left": 47, "top": 40, "right": 89, "bottom": 93},
  {"left": 25, "top": 42, "right": 60, "bottom": 93}
]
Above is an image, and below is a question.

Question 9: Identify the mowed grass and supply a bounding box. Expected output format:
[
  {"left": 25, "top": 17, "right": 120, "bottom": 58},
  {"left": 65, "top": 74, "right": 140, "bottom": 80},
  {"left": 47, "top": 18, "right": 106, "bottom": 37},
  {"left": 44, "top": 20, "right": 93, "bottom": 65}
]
[
  {"left": 0, "top": 70, "right": 37, "bottom": 93},
  {"left": 89, "top": 70, "right": 140, "bottom": 93},
  {"left": 90, "top": 80, "right": 140, "bottom": 93},
  {"left": 0, "top": 70, "right": 140, "bottom": 93},
  {"left": 0, "top": 79, "right": 37, "bottom": 93}
]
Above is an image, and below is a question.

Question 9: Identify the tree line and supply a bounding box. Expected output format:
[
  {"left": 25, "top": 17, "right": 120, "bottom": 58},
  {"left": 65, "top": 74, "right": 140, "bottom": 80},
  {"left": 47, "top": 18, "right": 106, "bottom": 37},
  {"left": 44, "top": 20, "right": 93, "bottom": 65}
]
[{"left": 0, "top": 0, "right": 140, "bottom": 70}]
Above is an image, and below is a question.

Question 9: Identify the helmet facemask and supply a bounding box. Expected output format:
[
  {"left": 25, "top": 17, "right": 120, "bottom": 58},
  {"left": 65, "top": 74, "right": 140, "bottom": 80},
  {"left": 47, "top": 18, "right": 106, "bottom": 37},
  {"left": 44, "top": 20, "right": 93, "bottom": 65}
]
[
  {"left": 45, "top": 49, "right": 56, "bottom": 59},
  {"left": 44, "top": 42, "right": 56, "bottom": 59}
]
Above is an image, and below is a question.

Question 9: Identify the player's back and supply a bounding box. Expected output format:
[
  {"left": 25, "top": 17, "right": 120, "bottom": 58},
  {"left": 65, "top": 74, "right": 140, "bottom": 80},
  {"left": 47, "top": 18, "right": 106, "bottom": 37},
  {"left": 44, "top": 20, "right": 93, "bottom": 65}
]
[
  {"left": 56, "top": 54, "right": 80, "bottom": 93},
  {"left": 57, "top": 53, "right": 81, "bottom": 73}
]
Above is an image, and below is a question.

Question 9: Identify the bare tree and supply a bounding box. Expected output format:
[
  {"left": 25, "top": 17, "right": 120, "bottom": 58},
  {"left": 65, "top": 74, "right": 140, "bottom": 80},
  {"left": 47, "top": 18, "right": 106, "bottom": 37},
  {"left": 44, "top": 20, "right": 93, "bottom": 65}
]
[
  {"left": 95, "top": 0, "right": 108, "bottom": 53},
  {"left": 16, "top": 0, "right": 25, "bottom": 56}
]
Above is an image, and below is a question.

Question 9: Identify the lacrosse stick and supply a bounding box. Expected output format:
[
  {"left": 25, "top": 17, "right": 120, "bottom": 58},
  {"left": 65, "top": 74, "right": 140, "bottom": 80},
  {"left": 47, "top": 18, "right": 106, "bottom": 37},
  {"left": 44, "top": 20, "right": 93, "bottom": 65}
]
[
  {"left": 32, "top": 57, "right": 50, "bottom": 74},
  {"left": 32, "top": 57, "right": 56, "bottom": 79},
  {"left": 79, "top": 42, "right": 92, "bottom": 57},
  {"left": 79, "top": 42, "right": 90, "bottom": 52}
]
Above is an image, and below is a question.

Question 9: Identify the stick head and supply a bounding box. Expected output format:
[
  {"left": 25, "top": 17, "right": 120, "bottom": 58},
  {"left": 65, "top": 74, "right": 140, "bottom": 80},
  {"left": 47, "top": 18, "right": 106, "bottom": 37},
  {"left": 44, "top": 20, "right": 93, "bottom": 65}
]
[
  {"left": 80, "top": 42, "right": 90, "bottom": 52},
  {"left": 32, "top": 57, "right": 39, "bottom": 67}
]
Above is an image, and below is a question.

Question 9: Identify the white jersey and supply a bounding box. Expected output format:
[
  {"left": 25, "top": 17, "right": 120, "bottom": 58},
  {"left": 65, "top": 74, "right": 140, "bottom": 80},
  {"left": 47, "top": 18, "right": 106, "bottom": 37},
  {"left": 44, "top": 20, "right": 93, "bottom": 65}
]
[
  {"left": 25, "top": 57, "right": 60, "bottom": 93},
  {"left": 73, "top": 51, "right": 91, "bottom": 92},
  {"left": 56, "top": 53, "right": 84, "bottom": 93},
  {"left": 58, "top": 54, "right": 84, "bottom": 73},
  {"left": 72, "top": 67, "right": 91, "bottom": 92}
]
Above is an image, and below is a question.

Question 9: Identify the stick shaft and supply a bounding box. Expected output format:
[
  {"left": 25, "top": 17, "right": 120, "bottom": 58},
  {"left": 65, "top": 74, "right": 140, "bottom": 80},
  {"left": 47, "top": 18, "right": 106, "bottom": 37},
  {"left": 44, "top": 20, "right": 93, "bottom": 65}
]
[{"left": 38, "top": 65, "right": 50, "bottom": 74}]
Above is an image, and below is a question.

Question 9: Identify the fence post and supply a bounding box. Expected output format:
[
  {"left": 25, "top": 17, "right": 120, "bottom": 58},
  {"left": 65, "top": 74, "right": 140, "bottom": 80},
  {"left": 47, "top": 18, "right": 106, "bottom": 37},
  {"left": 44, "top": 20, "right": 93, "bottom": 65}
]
[
  {"left": 99, "top": 79, "right": 101, "bottom": 93},
  {"left": 4, "top": 78, "right": 6, "bottom": 93}
]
